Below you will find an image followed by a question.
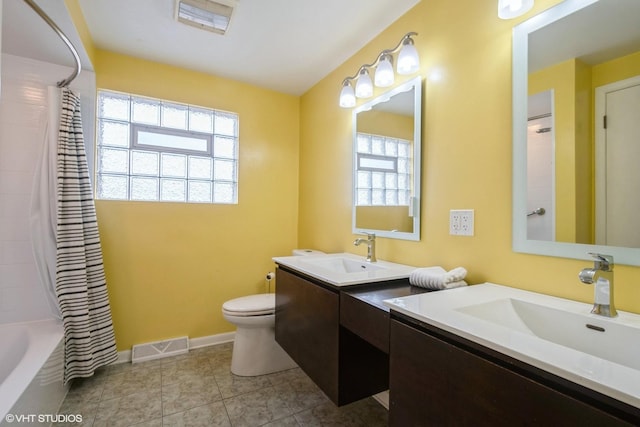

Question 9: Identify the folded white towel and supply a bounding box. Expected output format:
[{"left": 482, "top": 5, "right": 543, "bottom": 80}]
[
  {"left": 409, "top": 267, "right": 468, "bottom": 290},
  {"left": 442, "top": 279, "right": 468, "bottom": 289}
]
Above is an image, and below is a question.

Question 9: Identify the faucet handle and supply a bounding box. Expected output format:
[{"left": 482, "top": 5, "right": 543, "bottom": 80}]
[{"left": 588, "top": 253, "right": 614, "bottom": 270}]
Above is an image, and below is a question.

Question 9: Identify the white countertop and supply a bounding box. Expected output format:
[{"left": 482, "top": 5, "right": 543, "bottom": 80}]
[
  {"left": 384, "top": 283, "right": 640, "bottom": 409},
  {"left": 272, "top": 252, "right": 416, "bottom": 286}
]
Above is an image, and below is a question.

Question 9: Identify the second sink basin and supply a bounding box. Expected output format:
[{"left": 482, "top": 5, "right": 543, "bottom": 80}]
[{"left": 457, "top": 297, "right": 640, "bottom": 371}]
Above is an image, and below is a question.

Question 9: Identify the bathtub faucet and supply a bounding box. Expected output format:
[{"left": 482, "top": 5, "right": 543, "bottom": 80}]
[
  {"left": 578, "top": 253, "right": 617, "bottom": 317},
  {"left": 354, "top": 233, "right": 376, "bottom": 263}
]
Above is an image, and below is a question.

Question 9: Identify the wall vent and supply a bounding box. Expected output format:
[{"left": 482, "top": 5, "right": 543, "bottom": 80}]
[
  {"left": 175, "top": 0, "right": 236, "bottom": 35},
  {"left": 131, "top": 336, "right": 189, "bottom": 363}
]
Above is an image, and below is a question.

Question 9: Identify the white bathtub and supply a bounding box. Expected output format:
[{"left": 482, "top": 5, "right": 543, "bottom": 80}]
[{"left": 0, "top": 320, "right": 68, "bottom": 425}]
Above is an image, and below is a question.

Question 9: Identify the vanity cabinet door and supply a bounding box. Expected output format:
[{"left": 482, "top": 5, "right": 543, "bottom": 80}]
[
  {"left": 275, "top": 268, "right": 340, "bottom": 401},
  {"left": 389, "top": 319, "right": 633, "bottom": 427}
]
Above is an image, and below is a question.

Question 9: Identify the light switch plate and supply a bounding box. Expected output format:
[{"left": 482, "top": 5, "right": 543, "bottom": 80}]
[{"left": 450, "top": 209, "right": 474, "bottom": 236}]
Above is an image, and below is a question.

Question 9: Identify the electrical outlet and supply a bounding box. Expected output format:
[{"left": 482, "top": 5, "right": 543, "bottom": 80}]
[
  {"left": 460, "top": 209, "right": 474, "bottom": 236},
  {"left": 450, "top": 209, "right": 474, "bottom": 236},
  {"left": 449, "top": 210, "right": 461, "bottom": 235}
]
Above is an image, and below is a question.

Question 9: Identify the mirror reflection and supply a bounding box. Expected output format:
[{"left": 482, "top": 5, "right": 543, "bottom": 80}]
[
  {"left": 353, "top": 77, "right": 422, "bottom": 241},
  {"left": 513, "top": 0, "right": 640, "bottom": 265}
]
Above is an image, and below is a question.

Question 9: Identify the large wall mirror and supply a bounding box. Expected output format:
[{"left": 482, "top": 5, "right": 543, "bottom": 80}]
[
  {"left": 352, "top": 76, "right": 422, "bottom": 241},
  {"left": 513, "top": 0, "right": 640, "bottom": 265}
]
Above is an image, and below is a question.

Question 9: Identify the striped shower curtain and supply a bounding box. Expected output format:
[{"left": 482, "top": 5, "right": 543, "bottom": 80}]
[{"left": 56, "top": 88, "right": 118, "bottom": 383}]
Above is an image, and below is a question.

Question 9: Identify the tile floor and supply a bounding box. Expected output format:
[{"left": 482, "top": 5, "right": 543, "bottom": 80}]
[{"left": 55, "top": 342, "right": 388, "bottom": 426}]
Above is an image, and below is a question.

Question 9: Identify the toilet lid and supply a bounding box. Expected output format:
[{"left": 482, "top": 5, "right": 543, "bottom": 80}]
[{"left": 222, "top": 293, "right": 275, "bottom": 316}]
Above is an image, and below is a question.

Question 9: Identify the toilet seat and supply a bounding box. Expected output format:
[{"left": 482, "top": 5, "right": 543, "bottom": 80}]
[{"left": 222, "top": 293, "right": 275, "bottom": 317}]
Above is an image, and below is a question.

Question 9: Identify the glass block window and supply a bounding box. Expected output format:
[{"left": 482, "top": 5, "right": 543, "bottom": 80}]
[
  {"left": 96, "top": 90, "right": 239, "bottom": 204},
  {"left": 356, "top": 133, "right": 411, "bottom": 206}
]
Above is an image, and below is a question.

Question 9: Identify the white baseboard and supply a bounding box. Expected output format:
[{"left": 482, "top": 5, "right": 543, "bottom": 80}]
[
  {"left": 190, "top": 331, "right": 235, "bottom": 349},
  {"left": 113, "top": 331, "right": 236, "bottom": 364},
  {"left": 115, "top": 350, "right": 131, "bottom": 364}
]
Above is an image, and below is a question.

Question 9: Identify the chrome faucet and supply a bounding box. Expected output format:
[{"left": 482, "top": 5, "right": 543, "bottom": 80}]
[
  {"left": 578, "top": 253, "right": 617, "bottom": 317},
  {"left": 354, "top": 233, "right": 376, "bottom": 263}
]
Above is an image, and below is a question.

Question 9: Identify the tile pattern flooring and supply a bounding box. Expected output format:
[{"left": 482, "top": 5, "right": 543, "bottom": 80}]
[{"left": 55, "top": 343, "right": 388, "bottom": 426}]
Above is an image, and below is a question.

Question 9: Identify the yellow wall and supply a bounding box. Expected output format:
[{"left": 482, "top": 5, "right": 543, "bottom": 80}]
[
  {"left": 355, "top": 206, "right": 413, "bottom": 232},
  {"left": 574, "top": 59, "right": 592, "bottom": 244},
  {"left": 592, "top": 50, "right": 640, "bottom": 88},
  {"left": 72, "top": 1, "right": 640, "bottom": 351},
  {"left": 94, "top": 50, "right": 300, "bottom": 350},
  {"left": 357, "top": 110, "right": 414, "bottom": 141},
  {"left": 298, "top": 0, "right": 640, "bottom": 313}
]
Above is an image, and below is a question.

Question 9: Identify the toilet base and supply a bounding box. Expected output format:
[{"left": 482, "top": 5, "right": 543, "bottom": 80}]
[{"left": 230, "top": 325, "right": 297, "bottom": 376}]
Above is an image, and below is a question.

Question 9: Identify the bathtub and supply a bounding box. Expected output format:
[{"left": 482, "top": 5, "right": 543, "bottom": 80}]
[{"left": 0, "top": 320, "right": 68, "bottom": 426}]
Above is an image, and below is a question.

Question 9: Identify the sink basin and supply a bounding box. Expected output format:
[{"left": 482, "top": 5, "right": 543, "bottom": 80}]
[
  {"left": 299, "top": 256, "right": 385, "bottom": 274},
  {"left": 384, "top": 283, "right": 640, "bottom": 408},
  {"left": 457, "top": 298, "right": 640, "bottom": 371},
  {"left": 272, "top": 252, "right": 416, "bottom": 286}
]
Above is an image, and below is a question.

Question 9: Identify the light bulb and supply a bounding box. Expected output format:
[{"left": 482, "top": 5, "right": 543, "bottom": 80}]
[
  {"left": 355, "top": 69, "right": 373, "bottom": 98},
  {"left": 498, "top": 0, "right": 534, "bottom": 19},
  {"left": 397, "top": 39, "right": 419, "bottom": 75},
  {"left": 509, "top": 0, "right": 523, "bottom": 11},
  {"left": 374, "top": 54, "right": 395, "bottom": 87},
  {"left": 339, "top": 81, "right": 356, "bottom": 108}
]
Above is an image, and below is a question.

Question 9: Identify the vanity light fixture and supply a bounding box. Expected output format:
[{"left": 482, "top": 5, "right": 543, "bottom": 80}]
[
  {"left": 355, "top": 69, "right": 374, "bottom": 98},
  {"left": 339, "top": 32, "right": 419, "bottom": 108},
  {"left": 498, "top": 0, "right": 534, "bottom": 19},
  {"left": 339, "top": 81, "right": 357, "bottom": 108},
  {"left": 374, "top": 54, "right": 395, "bottom": 87}
]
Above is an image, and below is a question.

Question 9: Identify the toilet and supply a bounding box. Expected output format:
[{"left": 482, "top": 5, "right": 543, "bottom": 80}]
[
  {"left": 222, "top": 249, "right": 324, "bottom": 376},
  {"left": 222, "top": 293, "right": 296, "bottom": 376}
]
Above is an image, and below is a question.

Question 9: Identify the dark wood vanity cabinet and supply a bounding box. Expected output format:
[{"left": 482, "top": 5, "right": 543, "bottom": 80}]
[
  {"left": 275, "top": 267, "right": 340, "bottom": 400},
  {"left": 389, "top": 314, "right": 639, "bottom": 426},
  {"left": 275, "top": 267, "right": 393, "bottom": 406}
]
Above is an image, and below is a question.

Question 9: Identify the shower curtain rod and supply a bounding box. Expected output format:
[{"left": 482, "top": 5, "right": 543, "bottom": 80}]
[{"left": 23, "top": 0, "right": 82, "bottom": 87}]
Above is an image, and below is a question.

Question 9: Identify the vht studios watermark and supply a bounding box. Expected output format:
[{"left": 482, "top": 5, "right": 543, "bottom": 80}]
[{"left": 4, "top": 414, "right": 83, "bottom": 424}]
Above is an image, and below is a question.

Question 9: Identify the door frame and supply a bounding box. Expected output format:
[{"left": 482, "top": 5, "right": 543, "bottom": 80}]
[{"left": 594, "top": 74, "right": 640, "bottom": 245}]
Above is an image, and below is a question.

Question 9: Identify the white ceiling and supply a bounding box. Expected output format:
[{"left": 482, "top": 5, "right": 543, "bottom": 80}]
[
  {"left": 2, "top": 0, "right": 92, "bottom": 72},
  {"left": 525, "top": 0, "right": 640, "bottom": 119},
  {"left": 528, "top": 0, "right": 640, "bottom": 73},
  {"left": 1, "top": 0, "right": 421, "bottom": 95}
]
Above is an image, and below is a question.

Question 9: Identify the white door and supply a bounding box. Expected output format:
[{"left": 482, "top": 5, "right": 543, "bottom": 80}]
[
  {"left": 595, "top": 76, "right": 640, "bottom": 247},
  {"left": 526, "top": 114, "right": 555, "bottom": 241},
  {"left": 527, "top": 90, "right": 555, "bottom": 241}
]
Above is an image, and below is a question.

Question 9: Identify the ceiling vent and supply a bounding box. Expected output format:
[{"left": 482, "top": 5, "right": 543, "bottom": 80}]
[{"left": 175, "top": 0, "right": 236, "bottom": 35}]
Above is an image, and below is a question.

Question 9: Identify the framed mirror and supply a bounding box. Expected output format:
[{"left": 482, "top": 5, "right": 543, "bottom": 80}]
[
  {"left": 512, "top": 0, "right": 640, "bottom": 265},
  {"left": 352, "top": 76, "right": 422, "bottom": 241}
]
